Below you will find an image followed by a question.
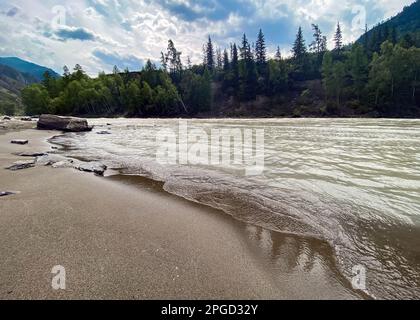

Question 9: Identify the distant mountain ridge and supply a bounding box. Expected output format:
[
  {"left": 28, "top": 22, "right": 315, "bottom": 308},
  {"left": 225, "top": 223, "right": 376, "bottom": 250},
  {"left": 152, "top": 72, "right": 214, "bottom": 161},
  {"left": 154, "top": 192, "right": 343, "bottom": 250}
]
[
  {"left": 357, "top": 0, "right": 420, "bottom": 47},
  {"left": 0, "top": 57, "right": 60, "bottom": 115},
  {"left": 0, "top": 57, "right": 60, "bottom": 81},
  {"left": 0, "top": 64, "right": 38, "bottom": 92}
]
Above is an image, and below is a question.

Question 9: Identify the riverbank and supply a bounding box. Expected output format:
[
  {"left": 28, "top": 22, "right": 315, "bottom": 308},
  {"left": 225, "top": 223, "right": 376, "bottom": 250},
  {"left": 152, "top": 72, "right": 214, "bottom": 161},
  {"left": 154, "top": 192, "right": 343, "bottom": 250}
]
[{"left": 0, "top": 127, "right": 361, "bottom": 299}]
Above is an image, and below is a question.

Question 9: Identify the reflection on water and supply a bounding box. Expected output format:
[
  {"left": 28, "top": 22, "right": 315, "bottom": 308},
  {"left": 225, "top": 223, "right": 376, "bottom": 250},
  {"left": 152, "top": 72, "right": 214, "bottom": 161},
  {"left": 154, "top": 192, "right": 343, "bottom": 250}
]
[
  {"left": 50, "top": 118, "right": 420, "bottom": 299},
  {"left": 106, "top": 174, "right": 362, "bottom": 299},
  {"left": 243, "top": 224, "right": 367, "bottom": 299}
]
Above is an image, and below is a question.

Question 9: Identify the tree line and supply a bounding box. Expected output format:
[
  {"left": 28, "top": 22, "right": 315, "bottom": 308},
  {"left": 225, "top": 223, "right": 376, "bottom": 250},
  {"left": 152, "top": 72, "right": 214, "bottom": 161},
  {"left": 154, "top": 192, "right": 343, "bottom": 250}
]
[{"left": 22, "top": 22, "right": 420, "bottom": 117}]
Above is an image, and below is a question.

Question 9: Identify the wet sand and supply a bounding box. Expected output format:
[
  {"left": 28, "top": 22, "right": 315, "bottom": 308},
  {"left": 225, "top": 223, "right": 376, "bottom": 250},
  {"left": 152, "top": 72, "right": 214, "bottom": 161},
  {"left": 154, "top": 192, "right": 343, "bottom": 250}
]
[{"left": 0, "top": 128, "right": 362, "bottom": 299}]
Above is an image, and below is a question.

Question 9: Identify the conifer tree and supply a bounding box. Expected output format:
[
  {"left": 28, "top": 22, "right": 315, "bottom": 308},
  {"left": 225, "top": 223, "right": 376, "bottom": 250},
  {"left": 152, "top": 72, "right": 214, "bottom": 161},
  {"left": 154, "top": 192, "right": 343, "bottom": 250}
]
[
  {"left": 239, "top": 34, "right": 258, "bottom": 100},
  {"left": 223, "top": 49, "right": 230, "bottom": 71},
  {"left": 160, "top": 52, "right": 167, "bottom": 71},
  {"left": 292, "top": 27, "right": 307, "bottom": 70},
  {"left": 363, "top": 24, "right": 369, "bottom": 51},
  {"left": 310, "top": 24, "right": 323, "bottom": 54},
  {"left": 206, "top": 36, "right": 215, "bottom": 71},
  {"left": 275, "top": 46, "right": 282, "bottom": 61},
  {"left": 231, "top": 43, "right": 239, "bottom": 86},
  {"left": 334, "top": 22, "right": 343, "bottom": 54},
  {"left": 255, "top": 29, "right": 267, "bottom": 67},
  {"left": 216, "top": 48, "right": 223, "bottom": 70},
  {"left": 240, "top": 34, "right": 251, "bottom": 60}
]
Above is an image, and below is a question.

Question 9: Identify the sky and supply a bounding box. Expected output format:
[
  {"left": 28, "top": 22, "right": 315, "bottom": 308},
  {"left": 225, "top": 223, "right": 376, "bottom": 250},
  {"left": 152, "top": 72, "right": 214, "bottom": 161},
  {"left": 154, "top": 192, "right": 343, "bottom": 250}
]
[{"left": 0, "top": 0, "right": 416, "bottom": 75}]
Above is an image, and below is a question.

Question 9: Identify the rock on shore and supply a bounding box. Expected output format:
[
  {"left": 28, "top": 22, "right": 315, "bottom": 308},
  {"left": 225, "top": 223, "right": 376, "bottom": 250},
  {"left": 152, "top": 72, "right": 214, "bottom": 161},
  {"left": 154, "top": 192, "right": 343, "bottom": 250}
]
[
  {"left": 0, "top": 118, "right": 36, "bottom": 131},
  {"left": 77, "top": 162, "right": 107, "bottom": 176},
  {"left": 0, "top": 191, "right": 15, "bottom": 197},
  {"left": 37, "top": 114, "right": 93, "bottom": 132},
  {"left": 6, "top": 160, "right": 35, "bottom": 171},
  {"left": 15, "top": 152, "right": 47, "bottom": 157},
  {"left": 11, "top": 139, "right": 29, "bottom": 145},
  {"left": 36, "top": 154, "right": 107, "bottom": 175}
]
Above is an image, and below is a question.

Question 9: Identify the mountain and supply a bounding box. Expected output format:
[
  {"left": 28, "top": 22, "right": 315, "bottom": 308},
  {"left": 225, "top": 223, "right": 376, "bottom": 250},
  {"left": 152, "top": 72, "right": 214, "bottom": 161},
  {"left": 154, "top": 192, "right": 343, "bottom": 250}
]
[
  {"left": 0, "top": 64, "right": 30, "bottom": 115},
  {"left": 0, "top": 57, "right": 60, "bottom": 81},
  {"left": 357, "top": 0, "right": 420, "bottom": 49},
  {"left": 0, "top": 57, "right": 59, "bottom": 115}
]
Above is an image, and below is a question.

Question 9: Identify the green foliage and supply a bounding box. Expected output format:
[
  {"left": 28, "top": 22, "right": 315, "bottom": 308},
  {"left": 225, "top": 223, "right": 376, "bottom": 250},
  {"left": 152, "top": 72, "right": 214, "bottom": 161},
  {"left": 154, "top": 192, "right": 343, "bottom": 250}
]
[
  {"left": 358, "top": 0, "right": 420, "bottom": 54},
  {"left": 322, "top": 52, "right": 334, "bottom": 100},
  {"left": 21, "top": 84, "right": 51, "bottom": 115},
  {"left": 180, "top": 70, "right": 211, "bottom": 114},
  {"left": 255, "top": 29, "right": 267, "bottom": 70},
  {"left": 367, "top": 41, "right": 420, "bottom": 111},
  {"left": 292, "top": 27, "right": 308, "bottom": 73},
  {"left": 349, "top": 44, "right": 369, "bottom": 99},
  {"left": 0, "top": 102, "right": 16, "bottom": 115},
  {"left": 322, "top": 51, "right": 346, "bottom": 106},
  {"left": 19, "top": 3, "right": 420, "bottom": 119},
  {"left": 267, "top": 59, "right": 288, "bottom": 95},
  {"left": 238, "top": 34, "right": 258, "bottom": 101},
  {"left": 205, "top": 36, "right": 215, "bottom": 71},
  {"left": 334, "top": 22, "right": 343, "bottom": 54}
]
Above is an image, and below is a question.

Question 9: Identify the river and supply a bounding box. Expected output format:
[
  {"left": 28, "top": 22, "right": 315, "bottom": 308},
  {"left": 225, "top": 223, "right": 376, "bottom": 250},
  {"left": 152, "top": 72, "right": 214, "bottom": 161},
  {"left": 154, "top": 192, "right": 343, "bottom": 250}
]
[{"left": 50, "top": 118, "right": 420, "bottom": 299}]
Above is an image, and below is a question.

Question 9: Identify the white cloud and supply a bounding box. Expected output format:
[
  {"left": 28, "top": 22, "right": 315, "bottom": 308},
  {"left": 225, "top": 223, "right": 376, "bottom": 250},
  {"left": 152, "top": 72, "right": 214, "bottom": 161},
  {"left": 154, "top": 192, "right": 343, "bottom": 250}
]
[{"left": 0, "top": 0, "right": 415, "bottom": 75}]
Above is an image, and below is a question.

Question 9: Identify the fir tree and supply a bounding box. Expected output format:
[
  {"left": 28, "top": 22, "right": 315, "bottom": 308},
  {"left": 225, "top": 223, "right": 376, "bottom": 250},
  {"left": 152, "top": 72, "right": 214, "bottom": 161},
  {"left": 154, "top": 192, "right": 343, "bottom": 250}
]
[
  {"left": 231, "top": 43, "right": 239, "bottom": 86},
  {"left": 334, "top": 22, "right": 343, "bottom": 54},
  {"left": 206, "top": 36, "right": 215, "bottom": 71},
  {"left": 239, "top": 34, "right": 257, "bottom": 100},
  {"left": 310, "top": 24, "right": 323, "bottom": 54},
  {"left": 223, "top": 49, "right": 230, "bottom": 71},
  {"left": 240, "top": 34, "right": 251, "bottom": 60},
  {"left": 292, "top": 27, "right": 307, "bottom": 68},
  {"left": 255, "top": 29, "right": 267, "bottom": 67},
  {"left": 275, "top": 46, "right": 282, "bottom": 61},
  {"left": 165, "top": 40, "right": 181, "bottom": 74},
  {"left": 216, "top": 48, "right": 223, "bottom": 70}
]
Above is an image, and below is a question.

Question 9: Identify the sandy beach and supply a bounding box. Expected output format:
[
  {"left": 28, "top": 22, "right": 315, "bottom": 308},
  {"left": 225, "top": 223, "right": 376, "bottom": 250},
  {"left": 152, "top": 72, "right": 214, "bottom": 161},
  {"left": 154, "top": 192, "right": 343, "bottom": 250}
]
[{"left": 0, "top": 123, "right": 362, "bottom": 300}]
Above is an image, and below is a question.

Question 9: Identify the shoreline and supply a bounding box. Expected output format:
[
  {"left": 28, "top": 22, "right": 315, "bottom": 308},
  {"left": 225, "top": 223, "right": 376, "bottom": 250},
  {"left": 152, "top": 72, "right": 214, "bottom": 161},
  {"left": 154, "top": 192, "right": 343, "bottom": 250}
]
[{"left": 0, "top": 127, "right": 362, "bottom": 299}]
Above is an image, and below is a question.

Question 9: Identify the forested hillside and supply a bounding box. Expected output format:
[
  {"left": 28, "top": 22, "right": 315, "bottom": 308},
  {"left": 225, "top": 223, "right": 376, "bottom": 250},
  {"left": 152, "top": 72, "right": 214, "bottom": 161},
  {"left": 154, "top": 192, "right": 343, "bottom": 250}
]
[
  {"left": 0, "top": 58, "right": 59, "bottom": 115},
  {"left": 357, "top": 0, "right": 420, "bottom": 52},
  {"left": 0, "top": 64, "right": 39, "bottom": 115},
  {"left": 0, "top": 57, "right": 60, "bottom": 81},
  {"left": 21, "top": 1, "right": 420, "bottom": 118}
]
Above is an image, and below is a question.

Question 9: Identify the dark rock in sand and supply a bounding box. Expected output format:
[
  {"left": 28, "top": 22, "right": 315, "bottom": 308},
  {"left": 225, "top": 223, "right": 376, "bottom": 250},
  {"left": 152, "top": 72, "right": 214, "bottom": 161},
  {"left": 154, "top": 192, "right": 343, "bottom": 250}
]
[
  {"left": 15, "top": 152, "right": 47, "bottom": 157},
  {"left": 0, "top": 191, "right": 16, "bottom": 197},
  {"left": 6, "top": 160, "right": 35, "bottom": 171},
  {"left": 97, "top": 131, "right": 111, "bottom": 135},
  {"left": 37, "top": 114, "right": 93, "bottom": 132},
  {"left": 2, "top": 116, "right": 11, "bottom": 120},
  {"left": 11, "top": 139, "right": 29, "bottom": 145},
  {"left": 77, "top": 162, "right": 107, "bottom": 176},
  {"left": 20, "top": 117, "right": 32, "bottom": 121}
]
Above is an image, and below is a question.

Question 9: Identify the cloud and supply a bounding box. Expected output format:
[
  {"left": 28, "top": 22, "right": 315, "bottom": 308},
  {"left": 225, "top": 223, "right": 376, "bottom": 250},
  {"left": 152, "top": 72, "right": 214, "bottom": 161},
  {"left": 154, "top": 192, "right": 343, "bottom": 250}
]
[
  {"left": 0, "top": 0, "right": 416, "bottom": 76},
  {"left": 92, "top": 48, "right": 145, "bottom": 71},
  {"left": 54, "top": 26, "right": 96, "bottom": 41},
  {"left": 6, "top": 6, "right": 19, "bottom": 17}
]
